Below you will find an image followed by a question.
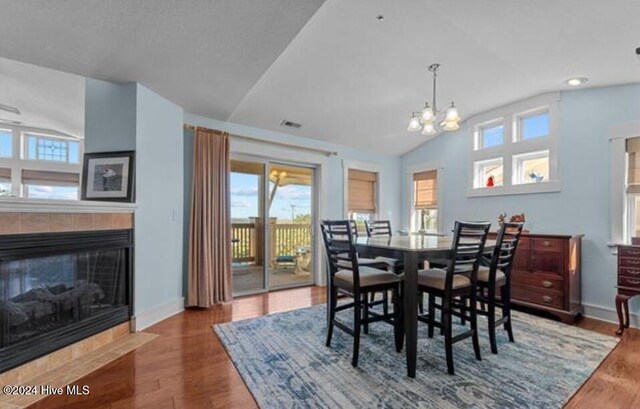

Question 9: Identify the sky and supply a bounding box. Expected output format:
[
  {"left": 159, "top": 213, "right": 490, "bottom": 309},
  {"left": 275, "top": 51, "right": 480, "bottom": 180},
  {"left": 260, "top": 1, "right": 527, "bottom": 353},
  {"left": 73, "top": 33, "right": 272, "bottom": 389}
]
[{"left": 231, "top": 172, "right": 312, "bottom": 221}]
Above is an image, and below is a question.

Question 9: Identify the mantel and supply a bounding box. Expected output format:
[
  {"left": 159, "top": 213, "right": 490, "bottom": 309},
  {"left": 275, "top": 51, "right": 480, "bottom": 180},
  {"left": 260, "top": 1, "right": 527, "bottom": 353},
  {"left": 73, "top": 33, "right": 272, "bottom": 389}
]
[{"left": 0, "top": 198, "right": 136, "bottom": 213}]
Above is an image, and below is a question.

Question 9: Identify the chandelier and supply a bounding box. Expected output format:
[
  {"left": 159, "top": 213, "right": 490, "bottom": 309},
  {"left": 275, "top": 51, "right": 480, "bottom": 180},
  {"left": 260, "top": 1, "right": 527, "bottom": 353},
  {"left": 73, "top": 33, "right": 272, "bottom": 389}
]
[{"left": 407, "top": 63, "right": 461, "bottom": 135}]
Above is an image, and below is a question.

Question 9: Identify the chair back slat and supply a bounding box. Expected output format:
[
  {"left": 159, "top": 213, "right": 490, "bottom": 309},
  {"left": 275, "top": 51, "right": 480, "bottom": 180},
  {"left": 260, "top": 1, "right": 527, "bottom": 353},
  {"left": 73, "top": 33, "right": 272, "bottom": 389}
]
[
  {"left": 490, "top": 222, "right": 524, "bottom": 274},
  {"left": 447, "top": 221, "right": 492, "bottom": 283},
  {"left": 365, "top": 220, "right": 392, "bottom": 237},
  {"left": 320, "top": 220, "right": 361, "bottom": 288}
]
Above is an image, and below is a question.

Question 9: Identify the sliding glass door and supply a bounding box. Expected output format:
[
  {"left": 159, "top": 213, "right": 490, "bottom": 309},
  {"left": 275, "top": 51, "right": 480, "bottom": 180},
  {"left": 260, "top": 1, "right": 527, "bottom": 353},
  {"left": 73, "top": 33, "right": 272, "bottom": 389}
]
[{"left": 230, "top": 157, "right": 316, "bottom": 296}]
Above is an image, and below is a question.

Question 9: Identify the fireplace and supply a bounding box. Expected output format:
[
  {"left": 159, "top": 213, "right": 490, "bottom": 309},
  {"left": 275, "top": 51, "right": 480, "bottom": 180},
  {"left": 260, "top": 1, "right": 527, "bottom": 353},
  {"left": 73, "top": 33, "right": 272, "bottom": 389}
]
[{"left": 0, "top": 229, "right": 133, "bottom": 372}]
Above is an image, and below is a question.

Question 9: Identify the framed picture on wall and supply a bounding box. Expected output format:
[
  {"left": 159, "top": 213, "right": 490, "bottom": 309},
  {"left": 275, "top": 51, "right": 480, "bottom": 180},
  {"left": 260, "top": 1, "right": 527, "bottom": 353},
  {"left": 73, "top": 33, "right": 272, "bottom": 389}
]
[{"left": 81, "top": 151, "right": 135, "bottom": 202}]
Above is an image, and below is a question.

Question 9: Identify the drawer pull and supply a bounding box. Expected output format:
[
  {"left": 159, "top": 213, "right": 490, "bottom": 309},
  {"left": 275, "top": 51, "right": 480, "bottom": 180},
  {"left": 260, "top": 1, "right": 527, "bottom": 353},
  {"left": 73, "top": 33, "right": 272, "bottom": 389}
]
[
  {"left": 541, "top": 295, "right": 553, "bottom": 303},
  {"left": 542, "top": 241, "right": 551, "bottom": 247},
  {"left": 626, "top": 279, "right": 640, "bottom": 285},
  {"left": 541, "top": 280, "right": 553, "bottom": 288},
  {"left": 627, "top": 260, "right": 640, "bottom": 265},
  {"left": 627, "top": 269, "right": 640, "bottom": 275},
  {"left": 628, "top": 251, "right": 640, "bottom": 255}
]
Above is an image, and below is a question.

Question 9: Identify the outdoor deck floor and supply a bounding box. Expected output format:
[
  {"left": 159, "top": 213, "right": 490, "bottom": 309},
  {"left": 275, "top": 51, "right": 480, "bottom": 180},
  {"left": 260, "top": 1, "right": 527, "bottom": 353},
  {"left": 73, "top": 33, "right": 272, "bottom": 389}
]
[{"left": 233, "top": 264, "right": 313, "bottom": 293}]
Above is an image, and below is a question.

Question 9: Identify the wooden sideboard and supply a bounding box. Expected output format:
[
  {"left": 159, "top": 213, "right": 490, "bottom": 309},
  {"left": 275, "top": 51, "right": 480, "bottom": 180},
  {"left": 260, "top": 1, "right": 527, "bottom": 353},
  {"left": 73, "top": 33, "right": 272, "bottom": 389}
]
[
  {"left": 490, "top": 232, "right": 584, "bottom": 323},
  {"left": 615, "top": 245, "right": 640, "bottom": 335}
]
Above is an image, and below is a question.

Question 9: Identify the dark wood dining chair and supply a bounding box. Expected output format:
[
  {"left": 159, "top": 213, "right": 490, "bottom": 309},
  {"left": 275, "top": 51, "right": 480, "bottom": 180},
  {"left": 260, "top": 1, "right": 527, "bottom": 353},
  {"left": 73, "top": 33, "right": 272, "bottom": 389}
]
[
  {"left": 417, "top": 221, "right": 491, "bottom": 375},
  {"left": 321, "top": 220, "right": 403, "bottom": 367},
  {"left": 474, "top": 222, "right": 523, "bottom": 354},
  {"left": 365, "top": 220, "right": 392, "bottom": 237},
  {"left": 363, "top": 220, "right": 404, "bottom": 309}
]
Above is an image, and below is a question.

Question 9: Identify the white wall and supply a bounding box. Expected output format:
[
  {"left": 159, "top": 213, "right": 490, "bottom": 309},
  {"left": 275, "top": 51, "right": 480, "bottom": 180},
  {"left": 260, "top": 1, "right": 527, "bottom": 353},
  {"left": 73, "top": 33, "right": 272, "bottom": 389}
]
[
  {"left": 401, "top": 83, "right": 640, "bottom": 323},
  {"left": 134, "top": 84, "right": 184, "bottom": 325}
]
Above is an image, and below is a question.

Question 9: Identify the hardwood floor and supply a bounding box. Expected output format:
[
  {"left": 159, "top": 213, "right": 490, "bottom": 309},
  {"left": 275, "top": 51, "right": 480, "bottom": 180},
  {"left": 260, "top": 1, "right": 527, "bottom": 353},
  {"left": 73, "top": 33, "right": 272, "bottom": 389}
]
[{"left": 28, "top": 286, "right": 640, "bottom": 409}]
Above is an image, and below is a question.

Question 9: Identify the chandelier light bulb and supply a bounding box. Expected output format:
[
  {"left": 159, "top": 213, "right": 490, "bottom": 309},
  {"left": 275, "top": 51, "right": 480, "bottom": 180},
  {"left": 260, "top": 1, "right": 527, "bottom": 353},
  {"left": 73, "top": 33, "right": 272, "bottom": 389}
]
[
  {"left": 407, "top": 115, "right": 421, "bottom": 132},
  {"left": 421, "top": 122, "right": 436, "bottom": 135},
  {"left": 445, "top": 103, "right": 461, "bottom": 123},
  {"left": 421, "top": 104, "right": 435, "bottom": 123}
]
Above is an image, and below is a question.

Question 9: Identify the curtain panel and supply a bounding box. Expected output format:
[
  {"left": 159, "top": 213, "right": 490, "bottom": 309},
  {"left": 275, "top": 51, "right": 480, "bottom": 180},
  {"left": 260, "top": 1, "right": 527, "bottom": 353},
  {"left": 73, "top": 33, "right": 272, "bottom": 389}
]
[{"left": 187, "top": 127, "right": 233, "bottom": 307}]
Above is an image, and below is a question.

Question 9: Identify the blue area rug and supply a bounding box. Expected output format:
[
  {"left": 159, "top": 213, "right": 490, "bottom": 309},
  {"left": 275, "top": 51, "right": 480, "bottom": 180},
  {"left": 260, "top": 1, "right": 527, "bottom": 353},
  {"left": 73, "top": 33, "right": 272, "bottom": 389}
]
[{"left": 213, "top": 305, "right": 618, "bottom": 409}]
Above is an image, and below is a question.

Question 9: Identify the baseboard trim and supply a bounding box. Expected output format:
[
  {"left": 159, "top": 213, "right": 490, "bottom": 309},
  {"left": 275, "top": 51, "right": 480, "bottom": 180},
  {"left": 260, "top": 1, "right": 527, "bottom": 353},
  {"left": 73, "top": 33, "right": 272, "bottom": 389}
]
[
  {"left": 583, "top": 302, "right": 640, "bottom": 329},
  {"left": 134, "top": 297, "right": 185, "bottom": 331}
]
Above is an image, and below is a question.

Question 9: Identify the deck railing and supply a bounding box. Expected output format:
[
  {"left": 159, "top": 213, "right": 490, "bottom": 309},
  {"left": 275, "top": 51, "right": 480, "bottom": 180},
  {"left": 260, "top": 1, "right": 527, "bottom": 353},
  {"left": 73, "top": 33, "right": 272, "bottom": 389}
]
[{"left": 231, "top": 221, "right": 311, "bottom": 265}]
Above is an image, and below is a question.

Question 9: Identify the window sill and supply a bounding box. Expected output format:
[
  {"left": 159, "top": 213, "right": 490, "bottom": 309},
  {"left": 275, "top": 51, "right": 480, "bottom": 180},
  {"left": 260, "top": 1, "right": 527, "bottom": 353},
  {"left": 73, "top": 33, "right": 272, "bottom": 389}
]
[
  {"left": 0, "top": 197, "right": 136, "bottom": 213},
  {"left": 467, "top": 180, "right": 561, "bottom": 198}
]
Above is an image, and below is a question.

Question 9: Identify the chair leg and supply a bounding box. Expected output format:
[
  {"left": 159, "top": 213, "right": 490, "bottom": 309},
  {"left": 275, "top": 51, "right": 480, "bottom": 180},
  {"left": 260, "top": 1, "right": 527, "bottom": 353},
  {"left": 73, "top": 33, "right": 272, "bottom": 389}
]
[
  {"left": 393, "top": 287, "right": 403, "bottom": 352},
  {"left": 443, "top": 297, "right": 454, "bottom": 375},
  {"left": 383, "top": 290, "right": 389, "bottom": 316},
  {"left": 325, "top": 286, "right": 337, "bottom": 347},
  {"left": 488, "top": 287, "right": 498, "bottom": 354},
  {"left": 460, "top": 296, "right": 466, "bottom": 325},
  {"left": 352, "top": 293, "right": 362, "bottom": 367},
  {"left": 418, "top": 291, "right": 424, "bottom": 314},
  {"left": 470, "top": 288, "right": 482, "bottom": 361},
  {"left": 370, "top": 292, "right": 376, "bottom": 304},
  {"left": 502, "top": 284, "right": 515, "bottom": 342},
  {"left": 427, "top": 293, "right": 435, "bottom": 338},
  {"left": 362, "top": 293, "right": 369, "bottom": 335}
]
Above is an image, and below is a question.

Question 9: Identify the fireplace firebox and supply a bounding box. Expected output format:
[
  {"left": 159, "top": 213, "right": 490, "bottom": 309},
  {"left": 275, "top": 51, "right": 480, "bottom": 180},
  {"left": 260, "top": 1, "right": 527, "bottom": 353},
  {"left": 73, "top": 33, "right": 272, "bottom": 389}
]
[{"left": 0, "top": 229, "right": 133, "bottom": 372}]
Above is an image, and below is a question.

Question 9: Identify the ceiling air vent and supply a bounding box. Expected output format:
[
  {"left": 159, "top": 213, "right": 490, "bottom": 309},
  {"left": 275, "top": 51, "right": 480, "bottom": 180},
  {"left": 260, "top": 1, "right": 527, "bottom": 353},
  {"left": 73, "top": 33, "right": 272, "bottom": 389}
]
[{"left": 280, "top": 120, "right": 302, "bottom": 129}]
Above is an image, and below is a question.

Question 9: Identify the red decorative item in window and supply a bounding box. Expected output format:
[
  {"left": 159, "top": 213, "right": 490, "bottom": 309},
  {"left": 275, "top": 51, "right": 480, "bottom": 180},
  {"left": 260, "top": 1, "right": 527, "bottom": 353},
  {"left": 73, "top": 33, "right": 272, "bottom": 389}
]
[{"left": 486, "top": 176, "right": 495, "bottom": 187}]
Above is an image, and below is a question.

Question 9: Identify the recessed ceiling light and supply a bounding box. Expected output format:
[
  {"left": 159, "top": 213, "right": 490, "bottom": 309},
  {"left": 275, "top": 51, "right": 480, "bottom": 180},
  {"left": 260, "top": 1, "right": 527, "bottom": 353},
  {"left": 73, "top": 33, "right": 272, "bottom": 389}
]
[
  {"left": 376, "top": 14, "right": 384, "bottom": 21},
  {"left": 566, "top": 77, "right": 588, "bottom": 86}
]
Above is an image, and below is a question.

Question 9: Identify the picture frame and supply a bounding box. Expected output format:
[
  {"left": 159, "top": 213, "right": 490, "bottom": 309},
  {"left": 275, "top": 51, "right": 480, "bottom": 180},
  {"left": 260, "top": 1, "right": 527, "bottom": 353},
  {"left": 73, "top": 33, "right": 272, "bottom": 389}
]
[{"left": 81, "top": 151, "right": 135, "bottom": 202}]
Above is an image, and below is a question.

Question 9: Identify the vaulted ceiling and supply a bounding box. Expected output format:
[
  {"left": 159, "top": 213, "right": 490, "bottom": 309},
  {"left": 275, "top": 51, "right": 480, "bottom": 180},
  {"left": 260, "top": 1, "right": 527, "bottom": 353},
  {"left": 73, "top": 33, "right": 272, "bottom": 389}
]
[{"left": 1, "top": 0, "right": 639, "bottom": 155}]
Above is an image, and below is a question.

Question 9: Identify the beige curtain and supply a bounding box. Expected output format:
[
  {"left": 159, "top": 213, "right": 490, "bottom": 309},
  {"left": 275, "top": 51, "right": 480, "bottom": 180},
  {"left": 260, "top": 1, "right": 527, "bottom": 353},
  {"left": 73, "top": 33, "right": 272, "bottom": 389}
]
[
  {"left": 187, "top": 127, "right": 232, "bottom": 307},
  {"left": 627, "top": 137, "right": 640, "bottom": 194},
  {"left": 348, "top": 169, "right": 377, "bottom": 213},
  {"left": 413, "top": 170, "right": 437, "bottom": 209}
]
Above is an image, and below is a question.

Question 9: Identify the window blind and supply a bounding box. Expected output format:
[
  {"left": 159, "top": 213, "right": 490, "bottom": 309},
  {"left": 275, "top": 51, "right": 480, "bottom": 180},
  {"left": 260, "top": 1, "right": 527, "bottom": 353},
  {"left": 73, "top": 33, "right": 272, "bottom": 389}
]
[
  {"left": 627, "top": 138, "right": 640, "bottom": 194},
  {"left": 348, "top": 169, "right": 377, "bottom": 213},
  {"left": 0, "top": 168, "right": 10, "bottom": 182},
  {"left": 413, "top": 170, "right": 437, "bottom": 209},
  {"left": 22, "top": 170, "right": 80, "bottom": 187}
]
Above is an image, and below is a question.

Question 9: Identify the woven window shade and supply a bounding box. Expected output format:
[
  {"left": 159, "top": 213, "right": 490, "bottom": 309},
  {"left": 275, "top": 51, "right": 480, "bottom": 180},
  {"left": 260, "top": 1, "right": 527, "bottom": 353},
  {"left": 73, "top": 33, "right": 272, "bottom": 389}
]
[
  {"left": 0, "top": 168, "right": 10, "bottom": 181},
  {"left": 22, "top": 170, "right": 80, "bottom": 187},
  {"left": 348, "top": 169, "right": 377, "bottom": 213},
  {"left": 627, "top": 138, "right": 640, "bottom": 194},
  {"left": 413, "top": 170, "right": 437, "bottom": 209}
]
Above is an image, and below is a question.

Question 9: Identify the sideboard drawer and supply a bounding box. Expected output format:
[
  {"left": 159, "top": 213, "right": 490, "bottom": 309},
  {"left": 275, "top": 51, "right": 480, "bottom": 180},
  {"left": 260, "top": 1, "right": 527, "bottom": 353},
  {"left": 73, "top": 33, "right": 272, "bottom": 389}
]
[
  {"left": 619, "top": 246, "right": 640, "bottom": 258},
  {"left": 531, "top": 238, "right": 564, "bottom": 253},
  {"left": 619, "top": 257, "right": 640, "bottom": 268},
  {"left": 619, "top": 267, "right": 640, "bottom": 277},
  {"left": 619, "top": 276, "right": 640, "bottom": 289},
  {"left": 511, "top": 272, "right": 563, "bottom": 293},
  {"left": 511, "top": 284, "right": 564, "bottom": 309},
  {"left": 531, "top": 251, "right": 565, "bottom": 276}
]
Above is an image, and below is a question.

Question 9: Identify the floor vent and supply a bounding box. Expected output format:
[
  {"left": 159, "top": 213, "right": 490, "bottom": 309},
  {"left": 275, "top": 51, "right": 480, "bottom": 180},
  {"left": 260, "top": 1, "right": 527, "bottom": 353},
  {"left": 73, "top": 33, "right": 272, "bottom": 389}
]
[{"left": 280, "top": 120, "right": 302, "bottom": 129}]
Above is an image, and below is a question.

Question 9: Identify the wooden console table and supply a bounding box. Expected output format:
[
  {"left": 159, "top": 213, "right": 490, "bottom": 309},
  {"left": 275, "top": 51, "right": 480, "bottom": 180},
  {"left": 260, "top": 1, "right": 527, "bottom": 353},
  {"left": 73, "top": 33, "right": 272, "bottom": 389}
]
[{"left": 615, "top": 245, "right": 640, "bottom": 335}]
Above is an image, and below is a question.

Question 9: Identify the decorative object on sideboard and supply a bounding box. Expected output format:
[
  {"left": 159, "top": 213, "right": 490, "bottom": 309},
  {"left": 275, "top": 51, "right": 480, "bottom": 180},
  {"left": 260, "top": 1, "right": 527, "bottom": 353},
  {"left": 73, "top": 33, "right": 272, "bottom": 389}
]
[
  {"left": 498, "top": 213, "right": 526, "bottom": 232},
  {"left": 81, "top": 151, "right": 135, "bottom": 202}
]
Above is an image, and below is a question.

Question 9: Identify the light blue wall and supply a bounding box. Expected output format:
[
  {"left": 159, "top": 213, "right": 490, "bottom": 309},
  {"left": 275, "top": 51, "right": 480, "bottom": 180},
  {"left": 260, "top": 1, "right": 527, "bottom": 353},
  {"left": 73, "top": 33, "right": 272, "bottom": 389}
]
[
  {"left": 135, "top": 84, "right": 184, "bottom": 314},
  {"left": 84, "top": 78, "right": 137, "bottom": 152},
  {"left": 401, "top": 83, "right": 640, "bottom": 314}
]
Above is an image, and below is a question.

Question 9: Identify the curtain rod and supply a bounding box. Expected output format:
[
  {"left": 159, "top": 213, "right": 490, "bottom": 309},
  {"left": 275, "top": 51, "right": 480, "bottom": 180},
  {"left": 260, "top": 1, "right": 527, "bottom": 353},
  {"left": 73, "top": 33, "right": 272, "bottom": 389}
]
[{"left": 184, "top": 124, "right": 337, "bottom": 157}]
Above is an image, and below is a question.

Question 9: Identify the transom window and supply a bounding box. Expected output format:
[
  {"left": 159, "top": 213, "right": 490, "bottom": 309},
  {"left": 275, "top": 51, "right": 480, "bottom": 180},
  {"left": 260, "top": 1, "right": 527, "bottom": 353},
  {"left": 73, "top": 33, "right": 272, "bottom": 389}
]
[
  {"left": 26, "top": 134, "right": 80, "bottom": 164},
  {"left": 468, "top": 93, "right": 559, "bottom": 196},
  {"left": 0, "top": 130, "right": 12, "bottom": 158}
]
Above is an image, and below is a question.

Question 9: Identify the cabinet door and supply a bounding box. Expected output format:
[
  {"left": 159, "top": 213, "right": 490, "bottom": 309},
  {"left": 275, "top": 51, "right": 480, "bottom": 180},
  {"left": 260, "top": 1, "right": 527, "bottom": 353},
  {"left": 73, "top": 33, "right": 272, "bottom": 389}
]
[{"left": 531, "top": 251, "right": 565, "bottom": 276}]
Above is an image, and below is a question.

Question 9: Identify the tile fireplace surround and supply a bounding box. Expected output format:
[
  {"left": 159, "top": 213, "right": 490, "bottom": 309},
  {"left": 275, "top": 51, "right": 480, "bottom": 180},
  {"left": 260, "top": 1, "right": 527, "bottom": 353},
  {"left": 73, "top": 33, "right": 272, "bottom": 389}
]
[{"left": 0, "top": 199, "right": 148, "bottom": 408}]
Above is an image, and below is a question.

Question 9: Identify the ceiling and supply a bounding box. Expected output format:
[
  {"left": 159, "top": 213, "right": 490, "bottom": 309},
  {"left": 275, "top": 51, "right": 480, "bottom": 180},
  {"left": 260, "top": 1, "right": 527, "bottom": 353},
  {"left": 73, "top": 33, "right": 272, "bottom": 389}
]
[
  {"left": 0, "top": 0, "right": 639, "bottom": 155},
  {"left": 0, "top": 57, "right": 85, "bottom": 138}
]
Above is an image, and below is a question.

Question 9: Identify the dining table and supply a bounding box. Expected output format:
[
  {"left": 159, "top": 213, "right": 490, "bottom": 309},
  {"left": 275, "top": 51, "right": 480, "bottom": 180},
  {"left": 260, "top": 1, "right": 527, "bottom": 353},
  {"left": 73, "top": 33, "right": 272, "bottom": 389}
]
[{"left": 353, "top": 234, "right": 496, "bottom": 378}]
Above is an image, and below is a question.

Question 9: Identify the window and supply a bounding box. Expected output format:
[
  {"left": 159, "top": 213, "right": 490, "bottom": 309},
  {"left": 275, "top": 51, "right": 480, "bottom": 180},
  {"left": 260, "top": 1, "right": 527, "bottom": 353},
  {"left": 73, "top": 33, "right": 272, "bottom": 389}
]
[
  {"left": 0, "top": 168, "right": 10, "bottom": 196},
  {"left": 626, "top": 138, "right": 640, "bottom": 241},
  {"left": 412, "top": 170, "right": 438, "bottom": 232},
  {"left": 478, "top": 124, "right": 504, "bottom": 149},
  {"left": 25, "top": 134, "right": 80, "bottom": 164},
  {"left": 0, "top": 130, "right": 12, "bottom": 158},
  {"left": 468, "top": 93, "right": 559, "bottom": 196},
  {"left": 513, "top": 150, "right": 550, "bottom": 185},
  {"left": 347, "top": 169, "right": 377, "bottom": 234},
  {"left": 474, "top": 158, "right": 504, "bottom": 188},
  {"left": 21, "top": 170, "right": 80, "bottom": 200},
  {"left": 518, "top": 112, "right": 550, "bottom": 141}
]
